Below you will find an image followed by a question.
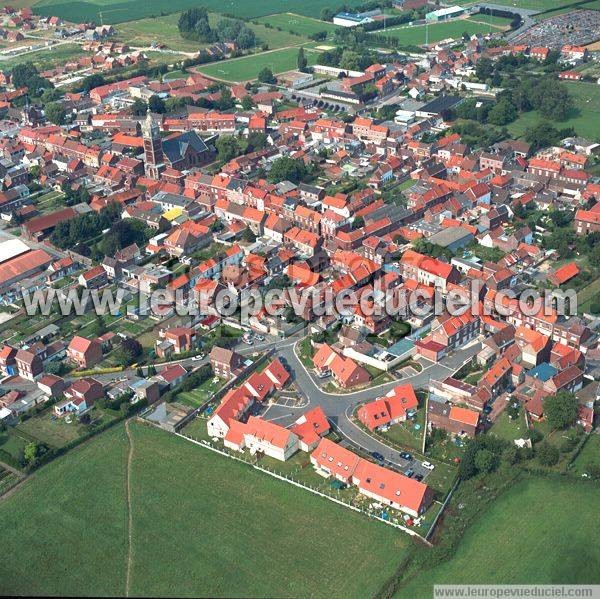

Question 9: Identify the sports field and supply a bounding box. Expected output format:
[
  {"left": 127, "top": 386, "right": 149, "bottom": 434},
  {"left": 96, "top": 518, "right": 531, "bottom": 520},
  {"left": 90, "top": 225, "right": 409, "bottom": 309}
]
[
  {"left": 34, "top": 0, "right": 366, "bottom": 24},
  {"left": 255, "top": 12, "right": 340, "bottom": 37},
  {"left": 507, "top": 82, "right": 600, "bottom": 141},
  {"left": 197, "top": 46, "right": 318, "bottom": 82},
  {"left": 447, "top": 0, "right": 584, "bottom": 10},
  {"left": 380, "top": 17, "right": 509, "bottom": 46},
  {"left": 396, "top": 477, "right": 600, "bottom": 597},
  {"left": 0, "top": 422, "right": 409, "bottom": 597}
]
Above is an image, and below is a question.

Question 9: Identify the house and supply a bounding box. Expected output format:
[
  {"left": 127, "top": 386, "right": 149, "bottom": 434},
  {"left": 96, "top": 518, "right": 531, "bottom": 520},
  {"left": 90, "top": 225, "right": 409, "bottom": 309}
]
[
  {"left": 207, "top": 385, "right": 254, "bottom": 438},
  {"left": 427, "top": 400, "right": 480, "bottom": 437},
  {"left": 157, "top": 364, "right": 187, "bottom": 389},
  {"left": 224, "top": 416, "right": 299, "bottom": 461},
  {"left": 67, "top": 336, "right": 103, "bottom": 369},
  {"left": 37, "top": 374, "right": 66, "bottom": 398},
  {"left": 357, "top": 384, "right": 418, "bottom": 431},
  {"left": 157, "top": 326, "right": 197, "bottom": 358},
  {"left": 431, "top": 312, "right": 480, "bottom": 350},
  {"left": 310, "top": 437, "right": 362, "bottom": 484},
  {"left": 55, "top": 377, "right": 103, "bottom": 416},
  {"left": 14, "top": 348, "right": 43, "bottom": 381},
  {"left": 290, "top": 406, "right": 330, "bottom": 451},
  {"left": 312, "top": 343, "right": 370, "bottom": 389},
  {"left": 352, "top": 457, "right": 433, "bottom": 518},
  {"left": 78, "top": 265, "right": 107, "bottom": 289},
  {"left": 209, "top": 346, "right": 244, "bottom": 380}
]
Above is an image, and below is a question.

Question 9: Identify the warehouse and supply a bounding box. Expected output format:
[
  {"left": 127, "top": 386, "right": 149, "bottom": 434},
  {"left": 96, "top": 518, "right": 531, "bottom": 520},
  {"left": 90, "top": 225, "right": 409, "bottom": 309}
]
[{"left": 425, "top": 6, "right": 465, "bottom": 21}]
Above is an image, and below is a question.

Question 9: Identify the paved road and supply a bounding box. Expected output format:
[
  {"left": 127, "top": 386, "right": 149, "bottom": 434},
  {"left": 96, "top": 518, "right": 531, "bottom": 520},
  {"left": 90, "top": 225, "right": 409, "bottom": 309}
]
[{"left": 259, "top": 335, "right": 481, "bottom": 479}]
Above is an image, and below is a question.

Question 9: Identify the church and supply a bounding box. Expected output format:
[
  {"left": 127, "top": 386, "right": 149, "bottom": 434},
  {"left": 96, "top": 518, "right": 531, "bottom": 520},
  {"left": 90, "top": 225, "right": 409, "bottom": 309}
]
[{"left": 142, "top": 112, "right": 215, "bottom": 179}]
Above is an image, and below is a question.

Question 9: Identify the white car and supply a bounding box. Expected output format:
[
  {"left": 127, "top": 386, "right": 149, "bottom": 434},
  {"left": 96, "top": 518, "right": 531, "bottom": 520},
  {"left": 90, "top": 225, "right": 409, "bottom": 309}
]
[
  {"left": 191, "top": 355, "right": 203, "bottom": 361},
  {"left": 421, "top": 461, "right": 435, "bottom": 470}
]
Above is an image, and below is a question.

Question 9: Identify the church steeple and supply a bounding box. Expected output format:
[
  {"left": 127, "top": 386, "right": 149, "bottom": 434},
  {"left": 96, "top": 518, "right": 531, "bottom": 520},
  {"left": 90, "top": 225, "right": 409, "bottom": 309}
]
[{"left": 142, "top": 109, "right": 164, "bottom": 179}]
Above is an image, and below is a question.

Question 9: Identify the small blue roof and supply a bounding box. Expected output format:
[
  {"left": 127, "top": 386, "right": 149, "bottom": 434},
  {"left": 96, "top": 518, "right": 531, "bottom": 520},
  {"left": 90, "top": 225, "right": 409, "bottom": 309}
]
[
  {"left": 388, "top": 337, "right": 415, "bottom": 357},
  {"left": 528, "top": 362, "right": 557, "bottom": 382}
]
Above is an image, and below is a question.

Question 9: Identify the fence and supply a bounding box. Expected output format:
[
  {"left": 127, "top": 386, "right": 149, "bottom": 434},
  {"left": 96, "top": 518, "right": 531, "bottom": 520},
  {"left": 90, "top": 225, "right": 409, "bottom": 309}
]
[{"left": 171, "top": 426, "right": 431, "bottom": 542}]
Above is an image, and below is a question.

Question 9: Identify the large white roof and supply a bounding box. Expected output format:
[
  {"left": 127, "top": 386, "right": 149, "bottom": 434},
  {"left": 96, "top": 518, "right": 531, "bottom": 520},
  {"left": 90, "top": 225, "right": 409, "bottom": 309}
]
[{"left": 0, "top": 239, "right": 30, "bottom": 264}]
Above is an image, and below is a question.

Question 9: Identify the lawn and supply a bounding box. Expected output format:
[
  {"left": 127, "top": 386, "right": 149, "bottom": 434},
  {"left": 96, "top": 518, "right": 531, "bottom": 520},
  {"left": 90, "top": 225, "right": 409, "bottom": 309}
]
[
  {"left": 34, "top": 0, "right": 366, "bottom": 24},
  {"left": 0, "top": 421, "right": 410, "bottom": 596},
  {"left": 115, "top": 12, "right": 305, "bottom": 53},
  {"left": 397, "top": 477, "right": 600, "bottom": 596},
  {"left": 197, "top": 46, "right": 318, "bottom": 82},
  {"left": 507, "top": 82, "right": 600, "bottom": 141},
  {"left": 488, "top": 409, "right": 527, "bottom": 443},
  {"left": 381, "top": 18, "right": 507, "bottom": 46},
  {"left": 254, "top": 12, "right": 339, "bottom": 37},
  {"left": 577, "top": 277, "right": 600, "bottom": 314},
  {"left": 0, "top": 429, "right": 27, "bottom": 465},
  {"left": 176, "top": 377, "right": 226, "bottom": 408}
]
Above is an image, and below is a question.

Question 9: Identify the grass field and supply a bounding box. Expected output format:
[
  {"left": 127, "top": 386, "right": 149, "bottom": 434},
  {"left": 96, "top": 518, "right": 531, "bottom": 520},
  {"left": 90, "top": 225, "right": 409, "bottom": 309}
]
[
  {"left": 507, "top": 82, "right": 600, "bottom": 141},
  {"left": 397, "top": 477, "right": 600, "bottom": 596},
  {"left": 576, "top": 277, "right": 600, "bottom": 314},
  {"left": 570, "top": 434, "right": 600, "bottom": 475},
  {"left": 197, "top": 46, "right": 318, "bottom": 82},
  {"left": 447, "top": 0, "right": 584, "bottom": 10},
  {"left": 176, "top": 377, "right": 225, "bottom": 408},
  {"left": 0, "top": 43, "right": 84, "bottom": 70},
  {"left": 381, "top": 18, "right": 508, "bottom": 46},
  {"left": 0, "top": 421, "right": 409, "bottom": 596},
  {"left": 254, "top": 12, "right": 340, "bottom": 37},
  {"left": 34, "top": 0, "right": 366, "bottom": 24},
  {"left": 116, "top": 12, "right": 305, "bottom": 53}
]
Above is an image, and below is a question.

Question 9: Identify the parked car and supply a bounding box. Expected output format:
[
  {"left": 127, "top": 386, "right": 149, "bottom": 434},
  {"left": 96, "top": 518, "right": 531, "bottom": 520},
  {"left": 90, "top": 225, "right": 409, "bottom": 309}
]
[
  {"left": 400, "top": 452, "right": 413, "bottom": 461},
  {"left": 422, "top": 461, "right": 435, "bottom": 470},
  {"left": 371, "top": 451, "right": 385, "bottom": 463},
  {"left": 414, "top": 473, "right": 424, "bottom": 482},
  {"left": 404, "top": 468, "right": 414, "bottom": 478}
]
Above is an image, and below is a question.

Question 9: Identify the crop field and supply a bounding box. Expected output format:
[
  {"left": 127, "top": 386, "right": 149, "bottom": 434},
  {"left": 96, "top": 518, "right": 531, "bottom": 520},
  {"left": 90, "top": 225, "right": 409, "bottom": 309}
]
[
  {"left": 0, "top": 422, "right": 409, "bottom": 597},
  {"left": 34, "top": 0, "right": 366, "bottom": 24},
  {"left": 507, "top": 82, "right": 600, "bottom": 141},
  {"left": 397, "top": 477, "right": 600, "bottom": 596},
  {"left": 197, "top": 46, "right": 318, "bottom": 82},
  {"left": 116, "top": 12, "right": 305, "bottom": 53},
  {"left": 254, "top": 12, "right": 340, "bottom": 37},
  {"left": 380, "top": 18, "right": 508, "bottom": 46}
]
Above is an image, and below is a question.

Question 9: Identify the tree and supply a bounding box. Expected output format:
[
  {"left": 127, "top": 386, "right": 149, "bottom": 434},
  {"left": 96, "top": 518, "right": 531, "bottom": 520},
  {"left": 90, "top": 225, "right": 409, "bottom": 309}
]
[
  {"left": 90, "top": 314, "right": 107, "bottom": 337},
  {"left": 536, "top": 441, "right": 559, "bottom": 466},
  {"left": 352, "top": 216, "right": 365, "bottom": 230},
  {"left": 240, "top": 95, "right": 254, "bottom": 111},
  {"left": 525, "top": 121, "right": 561, "bottom": 151},
  {"left": 340, "top": 49, "right": 360, "bottom": 71},
  {"left": 215, "top": 135, "right": 241, "bottom": 163},
  {"left": 246, "top": 131, "right": 267, "bottom": 153},
  {"left": 487, "top": 98, "right": 517, "bottom": 126},
  {"left": 131, "top": 98, "right": 148, "bottom": 116},
  {"left": 544, "top": 391, "right": 579, "bottom": 430},
  {"left": 268, "top": 156, "right": 307, "bottom": 184},
  {"left": 115, "top": 337, "right": 143, "bottom": 366},
  {"left": 258, "top": 67, "right": 276, "bottom": 84},
  {"left": 474, "top": 448, "right": 497, "bottom": 473},
  {"left": 475, "top": 57, "right": 494, "bottom": 82},
  {"left": 81, "top": 73, "right": 105, "bottom": 93},
  {"left": 148, "top": 95, "right": 166, "bottom": 114},
  {"left": 297, "top": 47, "right": 307, "bottom": 72},
  {"left": 24, "top": 441, "right": 38, "bottom": 464}
]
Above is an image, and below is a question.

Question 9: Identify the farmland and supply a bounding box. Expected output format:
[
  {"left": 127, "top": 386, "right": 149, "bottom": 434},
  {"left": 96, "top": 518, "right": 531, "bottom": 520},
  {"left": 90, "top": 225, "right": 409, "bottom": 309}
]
[
  {"left": 380, "top": 17, "right": 509, "bottom": 46},
  {"left": 0, "top": 43, "right": 84, "bottom": 70},
  {"left": 0, "top": 422, "right": 409, "bottom": 597},
  {"left": 254, "top": 12, "right": 340, "bottom": 38},
  {"left": 197, "top": 46, "right": 319, "bottom": 82},
  {"left": 33, "top": 0, "right": 366, "bottom": 24},
  {"left": 507, "top": 82, "right": 600, "bottom": 141}
]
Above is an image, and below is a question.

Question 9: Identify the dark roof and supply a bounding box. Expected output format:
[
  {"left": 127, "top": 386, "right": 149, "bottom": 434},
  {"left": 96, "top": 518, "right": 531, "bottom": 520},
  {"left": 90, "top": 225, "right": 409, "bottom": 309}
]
[
  {"left": 162, "top": 130, "right": 209, "bottom": 164},
  {"left": 419, "top": 94, "right": 463, "bottom": 115}
]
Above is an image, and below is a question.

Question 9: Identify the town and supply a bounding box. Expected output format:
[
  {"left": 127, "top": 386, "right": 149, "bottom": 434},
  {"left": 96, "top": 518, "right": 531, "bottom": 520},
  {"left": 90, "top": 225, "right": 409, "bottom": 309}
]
[{"left": 0, "top": 0, "right": 598, "bottom": 597}]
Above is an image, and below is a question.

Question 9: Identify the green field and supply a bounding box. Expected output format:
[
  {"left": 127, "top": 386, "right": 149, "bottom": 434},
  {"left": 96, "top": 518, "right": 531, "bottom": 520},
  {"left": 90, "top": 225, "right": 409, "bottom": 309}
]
[
  {"left": 570, "top": 434, "right": 600, "bottom": 476},
  {"left": 507, "top": 82, "right": 600, "bottom": 141},
  {"left": 0, "top": 43, "right": 84, "bottom": 70},
  {"left": 447, "top": 0, "right": 584, "bottom": 10},
  {"left": 397, "top": 477, "right": 600, "bottom": 596},
  {"left": 0, "top": 422, "right": 409, "bottom": 596},
  {"left": 255, "top": 12, "right": 340, "bottom": 37},
  {"left": 381, "top": 18, "right": 508, "bottom": 46},
  {"left": 197, "top": 46, "right": 318, "bottom": 82},
  {"left": 116, "top": 12, "right": 305, "bottom": 53},
  {"left": 34, "top": 0, "right": 366, "bottom": 24}
]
